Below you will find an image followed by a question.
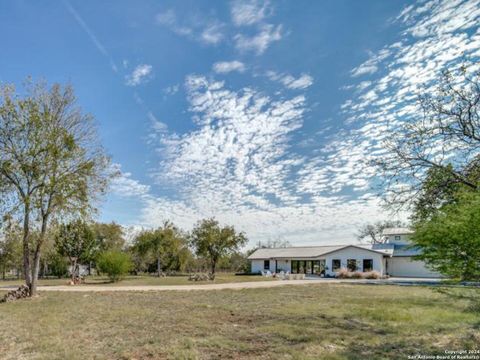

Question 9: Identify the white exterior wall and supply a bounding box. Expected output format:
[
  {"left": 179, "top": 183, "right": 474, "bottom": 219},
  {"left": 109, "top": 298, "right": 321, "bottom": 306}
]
[
  {"left": 387, "top": 257, "right": 441, "bottom": 278},
  {"left": 251, "top": 259, "right": 291, "bottom": 273},
  {"left": 324, "top": 247, "right": 385, "bottom": 276}
]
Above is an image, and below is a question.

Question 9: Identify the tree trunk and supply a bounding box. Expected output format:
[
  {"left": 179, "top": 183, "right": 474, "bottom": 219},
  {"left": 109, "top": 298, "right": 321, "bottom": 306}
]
[
  {"left": 29, "top": 213, "right": 49, "bottom": 296},
  {"left": 30, "top": 248, "right": 41, "bottom": 296},
  {"left": 211, "top": 258, "right": 216, "bottom": 276},
  {"left": 22, "top": 203, "right": 32, "bottom": 291},
  {"left": 157, "top": 257, "right": 161, "bottom": 277}
]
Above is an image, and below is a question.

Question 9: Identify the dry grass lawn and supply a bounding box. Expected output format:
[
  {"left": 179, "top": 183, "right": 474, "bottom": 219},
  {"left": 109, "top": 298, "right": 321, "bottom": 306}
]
[{"left": 0, "top": 284, "right": 479, "bottom": 359}]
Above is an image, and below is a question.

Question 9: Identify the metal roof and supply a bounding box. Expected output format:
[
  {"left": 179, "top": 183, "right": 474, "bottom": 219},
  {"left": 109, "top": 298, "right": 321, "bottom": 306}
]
[
  {"left": 247, "top": 244, "right": 393, "bottom": 260},
  {"left": 382, "top": 227, "right": 414, "bottom": 235}
]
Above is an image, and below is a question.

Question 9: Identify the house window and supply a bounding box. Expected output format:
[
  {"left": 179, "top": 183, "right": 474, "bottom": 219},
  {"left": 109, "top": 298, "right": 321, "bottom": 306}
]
[
  {"left": 347, "top": 259, "right": 357, "bottom": 272},
  {"left": 332, "top": 259, "right": 341, "bottom": 271},
  {"left": 264, "top": 260, "right": 270, "bottom": 270},
  {"left": 395, "top": 235, "right": 401, "bottom": 241},
  {"left": 363, "top": 259, "right": 373, "bottom": 272}
]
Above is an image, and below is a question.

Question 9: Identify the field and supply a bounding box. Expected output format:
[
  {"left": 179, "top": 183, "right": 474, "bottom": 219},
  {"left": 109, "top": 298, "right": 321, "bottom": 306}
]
[
  {"left": 0, "top": 273, "right": 271, "bottom": 288},
  {"left": 1, "top": 283, "right": 479, "bottom": 359}
]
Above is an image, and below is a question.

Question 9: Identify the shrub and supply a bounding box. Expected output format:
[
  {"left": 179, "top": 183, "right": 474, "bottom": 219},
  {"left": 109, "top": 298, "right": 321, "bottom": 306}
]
[
  {"left": 364, "top": 271, "right": 381, "bottom": 279},
  {"left": 336, "top": 268, "right": 351, "bottom": 279},
  {"left": 96, "top": 251, "right": 133, "bottom": 282},
  {"left": 351, "top": 271, "right": 363, "bottom": 279}
]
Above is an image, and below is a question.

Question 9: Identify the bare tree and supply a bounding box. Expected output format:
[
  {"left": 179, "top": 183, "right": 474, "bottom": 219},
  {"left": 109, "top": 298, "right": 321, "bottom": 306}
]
[
  {"left": 376, "top": 65, "right": 480, "bottom": 211},
  {"left": 356, "top": 220, "right": 407, "bottom": 244},
  {"left": 0, "top": 80, "right": 112, "bottom": 295}
]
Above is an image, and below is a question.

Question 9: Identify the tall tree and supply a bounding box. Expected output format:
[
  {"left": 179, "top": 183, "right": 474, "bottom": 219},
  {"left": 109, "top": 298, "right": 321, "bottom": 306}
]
[
  {"left": 55, "top": 220, "right": 95, "bottom": 281},
  {"left": 0, "top": 81, "right": 111, "bottom": 295},
  {"left": 412, "top": 192, "right": 480, "bottom": 281},
  {"left": 92, "top": 222, "right": 125, "bottom": 252},
  {"left": 190, "top": 218, "right": 247, "bottom": 279},
  {"left": 133, "top": 221, "right": 188, "bottom": 276},
  {"left": 376, "top": 65, "right": 480, "bottom": 211},
  {"left": 356, "top": 220, "right": 407, "bottom": 244}
]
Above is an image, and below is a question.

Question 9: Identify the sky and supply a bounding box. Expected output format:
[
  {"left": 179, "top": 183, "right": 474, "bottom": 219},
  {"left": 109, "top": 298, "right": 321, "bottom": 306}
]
[{"left": 1, "top": 0, "right": 479, "bottom": 246}]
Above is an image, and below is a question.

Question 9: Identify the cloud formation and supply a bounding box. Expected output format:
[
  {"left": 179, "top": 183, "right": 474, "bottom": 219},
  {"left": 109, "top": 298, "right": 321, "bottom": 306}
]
[
  {"left": 213, "top": 60, "right": 246, "bottom": 74},
  {"left": 114, "top": 0, "right": 480, "bottom": 246},
  {"left": 267, "top": 71, "right": 314, "bottom": 89},
  {"left": 234, "top": 24, "right": 282, "bottom": 54},
  {"left": 231, "top": 0, "right": 271, "bottom": 26},
  {"left": 125, "top": 64, "right": 153, "bottom": 86}
]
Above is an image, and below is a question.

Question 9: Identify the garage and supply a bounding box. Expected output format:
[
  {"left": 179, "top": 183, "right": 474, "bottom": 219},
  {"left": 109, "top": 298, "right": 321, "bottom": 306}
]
[{"left": 387, "top": 256, "right": 440, "bottom": 278}]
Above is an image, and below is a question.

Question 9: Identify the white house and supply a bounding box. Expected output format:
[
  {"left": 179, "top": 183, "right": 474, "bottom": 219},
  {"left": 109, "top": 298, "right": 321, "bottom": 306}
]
[{"left": 248, "top": 228, "right": 441, "bottom": 278}]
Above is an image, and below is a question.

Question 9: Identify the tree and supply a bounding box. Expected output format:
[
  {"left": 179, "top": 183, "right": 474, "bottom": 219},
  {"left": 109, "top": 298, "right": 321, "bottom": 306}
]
[
  {"left": 92, "top": 222, "right": 125, "bottom": 252},
  {"left": 412, "top": 192, "right": 480, "bottom": 281},
  {"left": 255, "top": 239, "right": 291, "bottom": 248},
  {"left": 55, "top": 220, "right": 95, "bottom": 282},
  {"left": 0, "top": 81, "right": 111, "bottom": 295},
  {"left": 190, "top": 218, "right": 247, "bottom": 279},
  {"left": 356, "top": 220, "right": 407, "bottom": 244},
  {"left": 96, "top": 251, "right": 133, "bottom": 282},
  {"left": 376, "top": 65, "right": 480, "bottom": 211},
  {"left": 132, "top": 221, "right": 189, "bottom": 276},
  {"left": 0, "top": 220, "right": 23, "bottom": 279}
]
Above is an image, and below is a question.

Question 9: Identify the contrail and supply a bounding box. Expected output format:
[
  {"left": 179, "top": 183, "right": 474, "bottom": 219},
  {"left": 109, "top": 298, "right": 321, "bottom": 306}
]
[{"left": 63, "top": 0, "right": 118, "bottom": 72}]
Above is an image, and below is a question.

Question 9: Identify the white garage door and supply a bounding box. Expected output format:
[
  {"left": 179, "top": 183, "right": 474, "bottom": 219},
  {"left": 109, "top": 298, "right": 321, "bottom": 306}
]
[{"left": 387, "top": 257, "right": 440, "bottom": 278}]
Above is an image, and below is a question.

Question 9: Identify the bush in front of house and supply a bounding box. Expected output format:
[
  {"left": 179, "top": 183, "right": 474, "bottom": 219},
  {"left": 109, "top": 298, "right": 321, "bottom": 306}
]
[
  {"left": 335, "top": 268, "right": 382, "bottom": 279},
  {"left": 96, "top": 251, "right": 133, "bottom": 282}
]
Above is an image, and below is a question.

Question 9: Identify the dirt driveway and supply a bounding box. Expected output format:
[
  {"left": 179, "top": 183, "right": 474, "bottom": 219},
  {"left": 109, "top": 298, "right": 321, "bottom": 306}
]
[{"left": 34, "top": 277, "right": 442, "bottom": 292}]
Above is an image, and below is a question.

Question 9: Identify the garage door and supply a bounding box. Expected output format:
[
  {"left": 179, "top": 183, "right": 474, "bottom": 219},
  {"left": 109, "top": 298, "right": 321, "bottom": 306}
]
[{"left": 387, "top": 257, "right": 440, "bottom": 278}]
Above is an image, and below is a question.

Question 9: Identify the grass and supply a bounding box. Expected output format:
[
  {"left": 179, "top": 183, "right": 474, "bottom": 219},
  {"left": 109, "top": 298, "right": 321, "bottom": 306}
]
[
  {"left": 0, "top": 273, "right": 272, "bottom": 287},
  {"left": 0, "top": 284, "right": 479, "bottom": 359}
]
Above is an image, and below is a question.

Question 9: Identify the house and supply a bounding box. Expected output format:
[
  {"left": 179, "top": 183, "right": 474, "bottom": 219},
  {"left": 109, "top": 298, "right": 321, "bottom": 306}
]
[{"left": 248, "top": 228, "right": 441, "bottom": 278}]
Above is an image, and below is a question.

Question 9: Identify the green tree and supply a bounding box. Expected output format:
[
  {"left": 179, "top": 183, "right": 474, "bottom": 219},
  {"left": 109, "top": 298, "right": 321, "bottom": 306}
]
[
  {"left": 0, "top": 81, "right": 111, "bottom": 295},
  {"left": 133, "top": 222, "right": 189, "bottom": 276},
  {"left": 0, "top": 221, "right": 23, "bottom": 279},
  {"left": 190, "top": 218, "right": 247, "bottom": 279},
  {"left": 413, "top": 192, "right": 480, "bottom": 281},
  {"left": 55, "top": 220, "right": 96, "bottom": 281},
  {"left": 92, "top": 222, "right": 125, "bottom": 252},
  {"left": 96, "top": 250, "right": 133, "bottom": 282}
]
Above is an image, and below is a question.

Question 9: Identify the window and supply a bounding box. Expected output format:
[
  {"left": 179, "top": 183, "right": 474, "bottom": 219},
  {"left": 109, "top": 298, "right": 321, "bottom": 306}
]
[
  {"left": 332, "top": 259, "right": 341, "bottom": 271},
  {"left": 363, "top": 259, "right": 373, "bottom": 272},
  {"left": 347, "top": 259, "right": 357, "bottom": 272},
  {"left": 264, "top": 260, "right": 270, "bottom": 270},
  {"left": 395, "top": 235, "right": 401, "bottom": 241}
]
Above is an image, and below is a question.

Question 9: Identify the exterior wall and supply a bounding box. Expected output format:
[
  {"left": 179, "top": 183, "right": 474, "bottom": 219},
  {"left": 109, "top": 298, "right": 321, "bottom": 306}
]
[
  {"left": 385, "top": 234, "right": 411, "bottom": 245},
  {"left": 324, "top": 247, "right": 385, "bottom": 276},
  {"left": 250, "top": 259, "right": 291, "bottom": 273},
  {"left": 251, "top": 260, "right": 267, "bottom": 273},
  {"left": 387, "top": 257, "right": 441, "bottom": 278}
]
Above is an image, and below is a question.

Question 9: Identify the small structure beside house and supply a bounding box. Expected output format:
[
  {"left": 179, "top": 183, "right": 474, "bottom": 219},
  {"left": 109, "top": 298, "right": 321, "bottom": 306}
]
[{"left": 248, "top": 228, "right": 440, "bottom": 278}]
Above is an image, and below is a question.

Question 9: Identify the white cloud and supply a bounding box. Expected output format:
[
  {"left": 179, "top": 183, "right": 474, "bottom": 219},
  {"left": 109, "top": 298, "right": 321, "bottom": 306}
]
[
  {"left": 308, "top": 0, "right": 480, "bottom": 203},
  {"left": 212, "top": 60, "right": 246, "bottom": 74},
  {"left": 267, "top": 71, "right": 314, "bottom": 89},
  {"left": 200, "top": 22, "right": 225, "bottom": 45},
  {"left": 155, "top": 9, "right": 224, "bottom": 46},
  {"left": 110, "top": 164, "right": 151, "bottom": 198},
  {"left": 125, "top": 64, "right": 153, "bottom": 86},
  {"left": 231, "top": 0, "right": 271, "bottom": 26},
  {"left": 234, "top": 24, "right": 282, "bottom": 54}
]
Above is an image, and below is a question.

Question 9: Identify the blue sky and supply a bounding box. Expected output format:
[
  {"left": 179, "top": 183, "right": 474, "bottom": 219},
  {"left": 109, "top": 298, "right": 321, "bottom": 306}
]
[{"left": 1, "top": 0, "right": 479, "bottom": 245}]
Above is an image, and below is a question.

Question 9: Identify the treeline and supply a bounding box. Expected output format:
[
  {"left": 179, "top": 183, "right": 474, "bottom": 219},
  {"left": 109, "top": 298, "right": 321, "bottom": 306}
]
[{"left": 0, "top": 218, "right": 250, "bottom": 282}]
